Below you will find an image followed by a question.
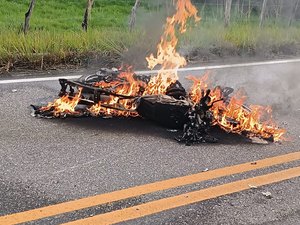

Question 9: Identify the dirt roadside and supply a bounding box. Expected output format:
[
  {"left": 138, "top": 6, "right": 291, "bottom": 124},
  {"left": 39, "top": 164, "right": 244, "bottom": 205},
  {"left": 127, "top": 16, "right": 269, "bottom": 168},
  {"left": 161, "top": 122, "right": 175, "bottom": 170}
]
[{"left": 1, "top": 44, "right": 300, "bottom": 78}]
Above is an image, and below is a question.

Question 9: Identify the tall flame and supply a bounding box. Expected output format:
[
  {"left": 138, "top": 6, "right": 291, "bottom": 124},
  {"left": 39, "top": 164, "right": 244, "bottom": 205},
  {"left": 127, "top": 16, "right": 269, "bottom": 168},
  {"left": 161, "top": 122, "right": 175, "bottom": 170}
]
[
  {"left": 41, "top": 0, "right": 201, "bottom": 118},
  {"left": 144, "top": 0, "right": 200, "bottom": 95}
]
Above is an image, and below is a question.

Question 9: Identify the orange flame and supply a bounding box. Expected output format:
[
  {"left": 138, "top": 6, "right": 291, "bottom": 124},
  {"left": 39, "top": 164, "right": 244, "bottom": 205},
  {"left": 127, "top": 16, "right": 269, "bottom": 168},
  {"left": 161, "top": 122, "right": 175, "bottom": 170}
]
[
  {"left": 42, "top": 0, "right": 200, "bottom": 117},
  {"left": 88, "top": 70, "right": 146, "bottom": 117},
  {"left": 188, "top": 75, "right": 286, "bottom": 142},
  {"left": 144, "top": 0, "right": 200, "bottom": 95},
  {"left": 40, "top": 88, "right": 83, "bottom": 117}
]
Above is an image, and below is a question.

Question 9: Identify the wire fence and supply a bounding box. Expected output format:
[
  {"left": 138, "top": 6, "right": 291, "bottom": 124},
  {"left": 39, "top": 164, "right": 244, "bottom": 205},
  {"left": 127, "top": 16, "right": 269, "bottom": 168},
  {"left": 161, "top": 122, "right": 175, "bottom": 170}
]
[{"left": 139, "top": 0, "right": 300, "bottom": 24}]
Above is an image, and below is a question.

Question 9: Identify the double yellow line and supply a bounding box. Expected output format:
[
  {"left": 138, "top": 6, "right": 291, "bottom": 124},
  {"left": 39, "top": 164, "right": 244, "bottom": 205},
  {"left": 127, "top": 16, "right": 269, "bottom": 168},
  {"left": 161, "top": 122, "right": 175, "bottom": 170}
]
[{"left": 1, "top": 151, "right": 300, "bottom": 225}]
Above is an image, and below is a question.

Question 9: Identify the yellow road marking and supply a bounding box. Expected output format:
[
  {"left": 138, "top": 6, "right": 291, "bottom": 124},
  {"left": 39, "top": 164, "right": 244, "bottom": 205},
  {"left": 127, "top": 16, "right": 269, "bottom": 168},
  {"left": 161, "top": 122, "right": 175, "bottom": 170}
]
[
  {"left": 1, "top": 151, "right": 300, "bottom": 225},
  {"left": 64, "top": 166, "right": 300, "bottom": 225}
]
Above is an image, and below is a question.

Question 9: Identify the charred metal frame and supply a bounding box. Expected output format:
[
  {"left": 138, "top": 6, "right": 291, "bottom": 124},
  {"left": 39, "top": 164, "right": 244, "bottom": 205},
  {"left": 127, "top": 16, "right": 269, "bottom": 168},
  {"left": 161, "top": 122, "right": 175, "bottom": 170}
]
[{"left": 32, "top": 68, "right": 277, "bottom": 145}]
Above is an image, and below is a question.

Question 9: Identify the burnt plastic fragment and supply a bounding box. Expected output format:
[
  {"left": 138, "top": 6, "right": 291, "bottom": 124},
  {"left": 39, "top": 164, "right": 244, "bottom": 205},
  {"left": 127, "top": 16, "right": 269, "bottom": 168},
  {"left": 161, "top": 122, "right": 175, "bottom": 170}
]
[
  {"left": 176, "top": 107, "right": 217, "bottom": 145},
  {"left": 77, "top": 68, "right": 120, "bottom": 84},
  {"left": 176, "top": 89, "right": 219, "bottom": 145},
  {"left": 137, "top": 95, "right": 190, "bottom": 129},
  {"left": 166, "top": 80, "right": 187, "bottom": 99}
]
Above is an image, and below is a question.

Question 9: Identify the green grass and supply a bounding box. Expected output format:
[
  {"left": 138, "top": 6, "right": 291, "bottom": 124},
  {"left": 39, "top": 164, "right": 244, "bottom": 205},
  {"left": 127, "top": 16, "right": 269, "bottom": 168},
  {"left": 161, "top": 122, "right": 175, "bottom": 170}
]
[
  {"left": 0, "top": 0, "right": 139, "bottom": 69},
  {"left": 181, "top": 19, "right": 300, "bottom": 55},
  {"left": 0, "top": 0, "right": 136, "bottom": 31},
  {"left": 184, "top": 3, "right": 300, "bottom": 52},
  {"left": 0, "top": 1, "right": 299, "bottom": 71},
  {"left": 180, "top": 5, "right": 300, "bottom": 59},
  {"left": 0, "top": 29, "right": 139, "bottom": 68}
]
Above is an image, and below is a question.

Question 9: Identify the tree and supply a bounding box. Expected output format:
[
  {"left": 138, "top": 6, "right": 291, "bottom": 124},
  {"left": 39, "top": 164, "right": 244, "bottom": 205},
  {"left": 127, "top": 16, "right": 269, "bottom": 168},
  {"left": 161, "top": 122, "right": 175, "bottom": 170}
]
[
  {"left": 224, "top": 0, "right": 233, "bottom": 27},
  {"left": 129, "top": 0, "right": 141, "bottom": 32},
  {"left": 23, "top": 0, "right": 36, "bottom": 34},
  {"left": 82, "top": 0, "right": 94, "bottom": 32},
  {"left": 288, "top": 0, "right": 300, "bottom": 26},
  {"left": 259, "top": 0, "right": 268, "bottom": 27}
]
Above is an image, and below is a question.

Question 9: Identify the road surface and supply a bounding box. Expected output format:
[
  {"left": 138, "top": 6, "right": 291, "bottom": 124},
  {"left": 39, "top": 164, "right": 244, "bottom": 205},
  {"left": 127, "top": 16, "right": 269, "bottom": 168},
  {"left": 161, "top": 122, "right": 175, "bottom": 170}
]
[{"left": 0, "top": 60, "right": 300, "bottom": 225}]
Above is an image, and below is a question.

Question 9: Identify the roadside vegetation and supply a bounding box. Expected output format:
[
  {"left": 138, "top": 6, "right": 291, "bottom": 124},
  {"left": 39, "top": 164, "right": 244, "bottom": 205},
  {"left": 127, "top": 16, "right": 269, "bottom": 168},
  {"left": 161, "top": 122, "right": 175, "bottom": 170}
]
[
  {"left": 182, "top": 2, "right": 300, "bottom": 61},
  {"left": 0, "top": 0, "right": 139, "bottom": 71},
  {"left": 0, "top": 0, "right": 299, "bottom": 72}
]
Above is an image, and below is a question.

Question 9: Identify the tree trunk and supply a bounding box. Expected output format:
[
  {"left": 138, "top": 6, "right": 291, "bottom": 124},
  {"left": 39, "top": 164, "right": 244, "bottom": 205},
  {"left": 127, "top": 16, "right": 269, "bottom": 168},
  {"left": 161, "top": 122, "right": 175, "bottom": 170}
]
[
  {"left": 259, "top": 0, "right": 268, "bottom": 27},
  {"left": 129, "top": 0, "right": 141, "bottom": 32},
  {"left": 224, "top": 0, "right": 232, "bottom": 27},
  {"left": 23, "top": 0, "right": 36, "bottom": 34},
  {"left": 82, "top": 0, "right": 94, "bottom": 32},
  {"left": 288, "top": 0, "right": 300, "bottom": 26}
]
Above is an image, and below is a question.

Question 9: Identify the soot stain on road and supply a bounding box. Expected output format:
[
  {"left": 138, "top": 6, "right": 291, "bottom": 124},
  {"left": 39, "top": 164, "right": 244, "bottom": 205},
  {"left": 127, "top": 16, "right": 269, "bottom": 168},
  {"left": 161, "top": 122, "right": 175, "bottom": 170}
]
[
  {"left": 0, "top": 177, "right": 58, "bottom": 216},
  {"left": 51, "top": 116, "right": 257, "bottom": 145}
]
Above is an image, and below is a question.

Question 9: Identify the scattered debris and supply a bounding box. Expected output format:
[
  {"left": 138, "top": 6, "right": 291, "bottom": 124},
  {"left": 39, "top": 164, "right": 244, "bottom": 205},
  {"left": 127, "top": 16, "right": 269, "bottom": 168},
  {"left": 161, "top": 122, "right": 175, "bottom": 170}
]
[
  {"left": 102, "top": 115, "right": 113, "bottom": 119},
  {"left": 30, "top": 107, "right": 37, "bottom": 117},
  {"left": 250, "top": 137, "right": 269, "bottom": 144},
  {"left": 175, "top": 89, "right": 219, "bottom": 145},
  {"left": 262, "top": 191, "right": 272, "bottom": 199},
  {"left": 167, "top": 129, "right": 178, "bottom": 133},
  {"left": 248, "top": 184, "right": 258, "bottom": 189}
]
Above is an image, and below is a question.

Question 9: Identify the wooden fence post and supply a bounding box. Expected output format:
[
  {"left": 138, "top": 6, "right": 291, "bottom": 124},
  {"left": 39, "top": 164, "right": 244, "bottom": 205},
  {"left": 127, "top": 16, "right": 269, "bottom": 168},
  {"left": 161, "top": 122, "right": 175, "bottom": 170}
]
[
  {"left": 23, "top": 0, "right": 36, "bottom": 34},
  {"left": 82, "top": 0, "right": 94, "bottom": 32},
  {"left": 129, "top": 0, "right": 141, "bottom": 32},
  {"left": 247, "top": 0, "right": 251, "bottom": 20},
  {"left": 259, "top": 0, "right": 268, "bottom": 27},
  {"left": 224, "top": 0, "right": 232, "bottom": 27},
  {"left": 288, "top": 0, "right": 300, "bottom": 26}
]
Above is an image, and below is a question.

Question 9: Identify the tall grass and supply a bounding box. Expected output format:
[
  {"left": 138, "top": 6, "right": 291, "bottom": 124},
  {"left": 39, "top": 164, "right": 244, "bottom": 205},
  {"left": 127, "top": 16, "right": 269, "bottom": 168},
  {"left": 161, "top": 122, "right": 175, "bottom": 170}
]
[
  {"left": 0, "top": 0, "right": 299, "bottom": 71},
  {"left": 0, "top": 0, "right": 138, "bottom": 69},
  {"left": 191, "top": 2, "right": 300, "bottom": 43},
  {"left": 0, "top": 29, "right": 139, "bottom": 68},
  {"left": 181, "top": 19, "right": 300, "bottom": 49},
  {"left": 181, "top": 3, "right": 300, "bottom": 58}
]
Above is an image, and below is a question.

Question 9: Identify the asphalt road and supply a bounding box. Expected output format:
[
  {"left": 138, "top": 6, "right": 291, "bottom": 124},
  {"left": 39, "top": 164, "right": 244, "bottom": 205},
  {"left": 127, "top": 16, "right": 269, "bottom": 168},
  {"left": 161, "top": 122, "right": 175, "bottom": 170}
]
[{"left": 0, "top": 61, "right": 300, "bottom": 225}]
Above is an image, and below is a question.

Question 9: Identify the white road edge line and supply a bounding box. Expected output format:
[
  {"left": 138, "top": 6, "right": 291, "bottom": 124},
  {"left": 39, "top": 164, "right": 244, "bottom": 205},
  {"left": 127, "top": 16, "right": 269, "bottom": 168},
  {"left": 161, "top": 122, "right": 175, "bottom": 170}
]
[{"left": 1, "top": 58, "right": 300, "bottom": 85}]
